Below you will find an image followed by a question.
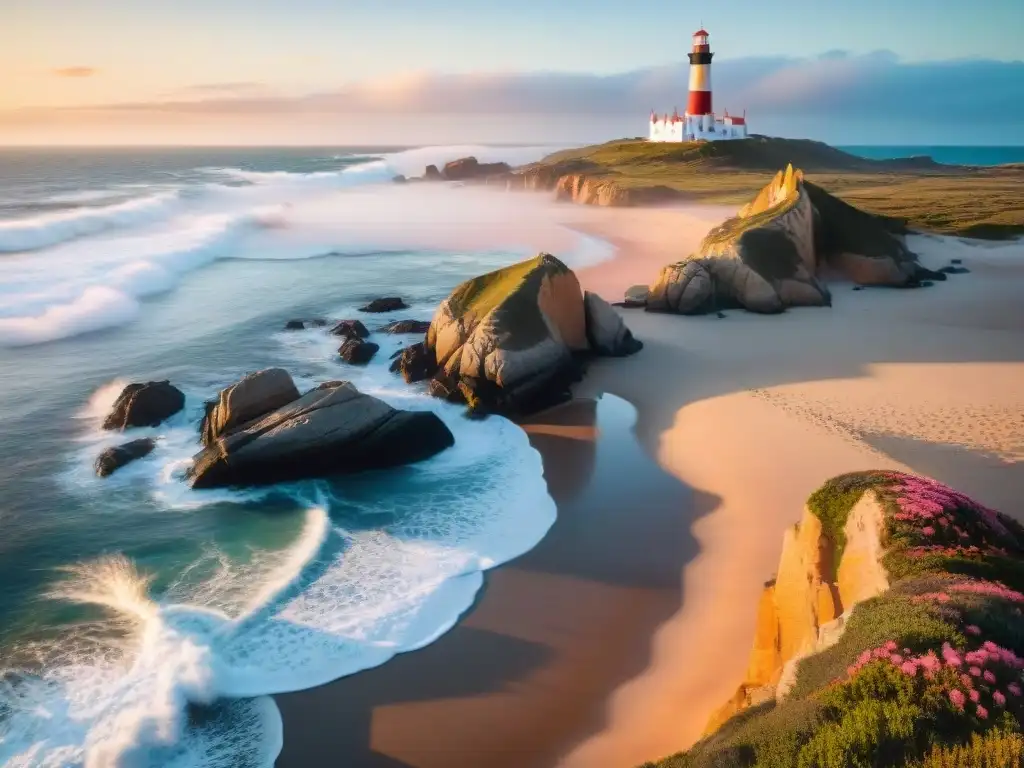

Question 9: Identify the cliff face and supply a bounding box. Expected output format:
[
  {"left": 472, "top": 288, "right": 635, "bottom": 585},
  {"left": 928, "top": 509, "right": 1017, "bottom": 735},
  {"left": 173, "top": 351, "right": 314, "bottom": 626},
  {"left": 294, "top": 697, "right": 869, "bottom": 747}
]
[{"left": 705, "top": 491, "right": 889, "bottom": 733}]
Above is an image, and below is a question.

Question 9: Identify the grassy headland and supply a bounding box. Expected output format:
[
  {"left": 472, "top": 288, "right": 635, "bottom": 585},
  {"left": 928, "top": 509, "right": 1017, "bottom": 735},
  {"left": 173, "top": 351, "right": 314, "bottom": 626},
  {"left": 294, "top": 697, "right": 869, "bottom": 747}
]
[{"left": 516, "top": 138, "right": 1024, "bottom": 239}]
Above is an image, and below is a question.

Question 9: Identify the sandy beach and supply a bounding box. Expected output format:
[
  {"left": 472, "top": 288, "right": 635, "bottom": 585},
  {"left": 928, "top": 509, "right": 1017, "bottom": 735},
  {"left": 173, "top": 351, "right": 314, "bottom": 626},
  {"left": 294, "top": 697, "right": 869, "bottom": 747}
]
[{"left": 276, "top": 199, "right": 1024, "bottom": 768}]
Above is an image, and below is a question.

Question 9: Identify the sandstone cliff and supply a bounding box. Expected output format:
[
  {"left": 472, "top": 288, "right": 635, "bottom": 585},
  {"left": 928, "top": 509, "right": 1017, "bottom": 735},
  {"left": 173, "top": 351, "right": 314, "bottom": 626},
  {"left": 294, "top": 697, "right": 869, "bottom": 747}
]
[{"left": 705, "top": 488, "right": 889, "bottom": 732}]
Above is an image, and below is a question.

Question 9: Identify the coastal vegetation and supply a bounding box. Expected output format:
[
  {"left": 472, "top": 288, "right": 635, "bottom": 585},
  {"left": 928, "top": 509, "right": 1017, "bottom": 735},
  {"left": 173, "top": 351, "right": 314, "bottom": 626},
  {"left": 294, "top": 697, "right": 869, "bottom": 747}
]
[
  {"left": 516, "top": 138, "right": 1024, "bottom": 239},
  {"left": 646, "top": 471, "right": 1024, "bottom": 767}
]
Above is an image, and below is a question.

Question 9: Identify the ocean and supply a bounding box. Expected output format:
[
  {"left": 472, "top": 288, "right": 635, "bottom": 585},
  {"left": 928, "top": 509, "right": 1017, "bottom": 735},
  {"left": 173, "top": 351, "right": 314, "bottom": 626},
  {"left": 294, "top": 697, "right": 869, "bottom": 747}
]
[
  {"left": 838, "top": 145, "right": 1024, "bottom": 166},
  {"left": 0, "top": 141, "right": 1018, "bottom": 767},
  {"left": 0, "top": 144, "right": 617, "bottom": 767}
]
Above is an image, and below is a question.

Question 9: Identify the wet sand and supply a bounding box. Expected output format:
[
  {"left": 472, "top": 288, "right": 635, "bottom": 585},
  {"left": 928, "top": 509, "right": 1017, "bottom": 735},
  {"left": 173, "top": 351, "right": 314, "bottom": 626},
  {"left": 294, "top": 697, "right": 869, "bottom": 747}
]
[{"left": 276, "top": 199, "right": 1024, "bottom": 768}]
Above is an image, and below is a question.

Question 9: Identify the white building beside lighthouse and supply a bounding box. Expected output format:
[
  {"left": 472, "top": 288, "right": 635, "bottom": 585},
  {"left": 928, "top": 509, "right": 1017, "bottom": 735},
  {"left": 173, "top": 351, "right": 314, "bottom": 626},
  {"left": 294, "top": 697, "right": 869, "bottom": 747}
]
[{"left": 649, "top": 29, "right": 749, "bottom": 143}]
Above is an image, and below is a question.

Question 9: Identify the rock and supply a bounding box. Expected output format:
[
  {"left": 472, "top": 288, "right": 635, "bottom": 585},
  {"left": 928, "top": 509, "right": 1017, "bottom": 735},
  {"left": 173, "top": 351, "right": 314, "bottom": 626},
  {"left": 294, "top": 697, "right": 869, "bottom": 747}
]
[
  {"left": 424, "top": 164, "right": 443, "bottom": 181},
  {"left": 392, "top": 174, "right": 407, "bottom": 184},
  {"left": 95, "top": 438, "right": 156, "bottom": 477},
  {"left": 583, "top": 292, "right": 643, "bottom": 356},
  {"left": 102, "top": 381, "right": 185, "bottom": 431},
  {"left": 339, "top": 338, "right": 379, "bottom": 365},
  {"left": 939, "top": 265, "right": 970, "bottom": 275},
  {"left": 284, "top": 319, "right": 327, "bottom": 330},
  {"left": 441, "top": 156, "right": 512, "bottom": 182},
  {"left": 359, "top": 297, "right": 408, "bottom": 313},
  {"left": 379, "top": 319, "right": 431, "bottom": 335},
  {"left": 646, "top": 165, "right": 921, "bottom": 315},
  {"left": 329, "top": 319, "right": 370, "bottom": 339},
  {"left": 951, "top": 258, "right": 962, "bottom": 265},
  {"left": 388, "top": 342, "right": 437, "bottom": 383},
  {"left": 427, "top": 253, "right": 604, "bottom": 415},
  {"left": 623, "top": 284, "right": 649, "bottom": 306},
  {"left": 200, "top": 368, "right": 300, "bottom": 447},
  {"left": 187, "top": 381, "right": 455, "bottom": 488}
]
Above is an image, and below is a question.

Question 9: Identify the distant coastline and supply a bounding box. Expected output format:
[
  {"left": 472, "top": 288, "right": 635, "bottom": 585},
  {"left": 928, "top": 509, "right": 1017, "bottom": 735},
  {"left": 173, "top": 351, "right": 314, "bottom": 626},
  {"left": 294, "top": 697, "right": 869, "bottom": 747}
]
[{"left": 838, "top": 145, "right": 1024, "bottom": 167}]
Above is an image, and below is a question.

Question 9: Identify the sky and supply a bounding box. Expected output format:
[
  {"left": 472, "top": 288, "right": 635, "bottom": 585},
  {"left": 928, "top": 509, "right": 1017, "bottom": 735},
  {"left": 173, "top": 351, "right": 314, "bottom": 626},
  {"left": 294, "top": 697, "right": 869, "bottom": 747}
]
[{"left": 3, "top": 0, "right": 1023, "bottom": 145}]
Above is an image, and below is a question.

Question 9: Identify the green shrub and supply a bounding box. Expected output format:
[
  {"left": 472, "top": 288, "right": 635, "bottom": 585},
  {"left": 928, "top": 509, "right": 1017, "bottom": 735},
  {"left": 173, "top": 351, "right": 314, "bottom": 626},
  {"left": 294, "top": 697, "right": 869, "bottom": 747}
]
[
  {"left": 910, "top": 722, "right": 1024, "bottom": 767},
  {"left": 806, "top": 471, "right": 891, "bottom": 563}
]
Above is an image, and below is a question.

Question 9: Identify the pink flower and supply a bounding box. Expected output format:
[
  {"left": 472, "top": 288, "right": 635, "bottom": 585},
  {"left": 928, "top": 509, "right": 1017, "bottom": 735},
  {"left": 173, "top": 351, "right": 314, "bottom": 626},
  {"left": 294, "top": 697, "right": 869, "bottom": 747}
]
[
  {"left": 969, "top": 689, "right": 981, "bottom": 702},
  {"left": 884, "top": 640, "right": 898, "bottom": 651},
  {"left": 966, "top": 625, "right": 981, "bottom": 636},
  {"left": 984, "top": 670, "right": 997, "bottom": 684},
  {"left": 901, "top": 661, "right": 918, "bottom": 676},
  {"left": 994, "top": 691, "right": 1007, "bottom": 706},
  {"left": 890, "top": 654, "right": 904, "bottom": 665},
  {"left": 970, "top": 666, "right": 982, "bottom": 677},
  {"left": 922, "top": 526, "right": 936, "bottom": 536},
  {"left": 976, "top": 704, "right": 989, "bottom": 719},
  {"left": 949, "top": 689, "right": 966, "bottom": 710},
  {"left": 1008, "top": 683, "right": 1022, "bottom": 696}
]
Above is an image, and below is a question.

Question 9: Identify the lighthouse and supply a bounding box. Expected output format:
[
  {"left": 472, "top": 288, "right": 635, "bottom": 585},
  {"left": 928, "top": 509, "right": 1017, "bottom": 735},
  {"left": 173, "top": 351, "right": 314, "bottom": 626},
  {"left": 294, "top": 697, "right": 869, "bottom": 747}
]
[
  {"left": 647, "top": 28, "right": 749, "bottom": 143},
  {"left": 687, "top": 29, "right": 713, "bottom": 131}
]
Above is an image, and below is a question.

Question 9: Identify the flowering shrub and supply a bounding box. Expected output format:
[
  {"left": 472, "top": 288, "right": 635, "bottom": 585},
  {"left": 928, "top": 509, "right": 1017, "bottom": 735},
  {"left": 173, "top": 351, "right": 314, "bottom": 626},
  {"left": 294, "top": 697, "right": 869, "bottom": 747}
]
[{"left": 655, "top": 471, "right": 1024, "bottom": 768}]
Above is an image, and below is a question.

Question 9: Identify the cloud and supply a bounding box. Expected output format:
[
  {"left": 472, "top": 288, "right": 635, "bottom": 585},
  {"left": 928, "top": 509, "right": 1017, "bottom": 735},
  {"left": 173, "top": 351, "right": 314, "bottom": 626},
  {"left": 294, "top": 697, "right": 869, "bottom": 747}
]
[
  {"left": 6, "top": 52, "right": 1024, "bottom": 144},
  {"left": 52, "top": 66, "right": 97, "bottom": 78},
  {"left": 168, "top": 81, "right": 268, "bottom": 96}
]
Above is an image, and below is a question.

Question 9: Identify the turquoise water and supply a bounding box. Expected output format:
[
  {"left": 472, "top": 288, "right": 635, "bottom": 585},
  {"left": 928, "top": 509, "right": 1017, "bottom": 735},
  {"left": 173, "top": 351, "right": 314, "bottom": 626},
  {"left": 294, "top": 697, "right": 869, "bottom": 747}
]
[
  {"left": 838, "top": 145, "right": 1024, "bottom": 166},
  {"left": 0, "top": 144, "right": 603, "bottom": 767}
]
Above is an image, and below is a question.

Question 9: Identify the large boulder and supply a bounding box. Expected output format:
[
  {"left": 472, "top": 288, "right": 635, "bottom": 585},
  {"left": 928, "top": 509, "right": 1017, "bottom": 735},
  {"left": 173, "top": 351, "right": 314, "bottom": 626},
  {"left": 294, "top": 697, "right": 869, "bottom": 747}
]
[
  {"left": 379, "top": 319, "right": 431, "bottom": 335},
  {"left": 583, "top": 292, "right": 643, "bottom": 356},
  {"left": 187, "top": 381, "right": 454, "bottom": 488},
  {"left": 102, "top": 381, "right": 185, "bottom": 430},
  {"left": 426, "top": 253, "right": 635, "bottom": 415},
  {"left": 330, "top": 319, "right": 369, "bottom": 339},
  {"left": 199, "top": 368, "right": 300, "bottom": 447},
  {"left": 95, "top": 438, "right": 156, "bottom": 477},
  {"left": 646, "top": 165, "right": 921, "bottom": 315}
]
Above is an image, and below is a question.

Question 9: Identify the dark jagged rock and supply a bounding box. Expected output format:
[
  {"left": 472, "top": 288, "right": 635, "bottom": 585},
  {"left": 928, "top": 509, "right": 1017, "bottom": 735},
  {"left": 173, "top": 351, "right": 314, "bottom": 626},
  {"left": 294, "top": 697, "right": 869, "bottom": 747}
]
[
  {"left": 102, "top": 381, "right": 185, "bottom": 431},
  {"left": 187, "top": 381, "right": 455, "bottom": 488},
  {"left": 359, "top": 297, "right": 408, "bottom": 313},
  {"left": 339, "top": 338, "right": 379, "bottom": 365},
  {"left": 379, "top": 319, "right": 431, "bottom": 335},
  {"left": 424, "top": 165, "right": 443, "bottom": 181},
  {"left": 329, "top": 319, "right": 370, "bottom": 339},
  {"left": 441, "top": 157, "right": 512, "bottom": 181},
  {"left": 284, "top": 319, "right": 327, "bottom": 330},
  {"left": 95, "top": 438, "right": 156, "bottom": 477},
  {"left": 389, "top": 342, "right": 437, "bottom": 383},
  {"left": 647, "top": 165, "right": 924, "bottom": 315},
  {"left": 940, "top": 265, "right": 971, "bottom": 274},
  {"left": 425, "top": 253, "right": 639, "bottom": 415},
  {"left": 200, "top": 368, "right": 300, "bottom": 447}
]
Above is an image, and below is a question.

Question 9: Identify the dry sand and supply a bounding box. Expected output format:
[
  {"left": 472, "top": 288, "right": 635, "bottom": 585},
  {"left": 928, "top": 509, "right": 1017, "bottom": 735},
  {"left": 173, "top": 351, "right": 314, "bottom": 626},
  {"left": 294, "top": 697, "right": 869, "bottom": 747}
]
[{"left": 276, "top": 198, "right": 1024, "bottom": 768}]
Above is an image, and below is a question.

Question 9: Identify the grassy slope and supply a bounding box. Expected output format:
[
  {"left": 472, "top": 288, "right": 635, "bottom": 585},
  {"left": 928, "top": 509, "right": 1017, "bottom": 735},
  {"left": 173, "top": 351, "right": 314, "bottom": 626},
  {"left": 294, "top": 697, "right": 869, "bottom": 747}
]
[
  {"left": 522, "top": 138, "right": 1024, "bottom": 239},
  {"left": 645, "top": 471, "right": 1024, "bottom": 768}
]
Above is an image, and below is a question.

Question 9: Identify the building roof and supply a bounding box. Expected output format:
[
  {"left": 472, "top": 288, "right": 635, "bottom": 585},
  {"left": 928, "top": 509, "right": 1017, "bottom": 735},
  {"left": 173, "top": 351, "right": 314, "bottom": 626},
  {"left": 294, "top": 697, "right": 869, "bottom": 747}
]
[
  {"left": 728, "top": 116, "right": 746, "bottom": 124},
  {"left": 693, "top": 29, "right": 709, "bottom": 37}
]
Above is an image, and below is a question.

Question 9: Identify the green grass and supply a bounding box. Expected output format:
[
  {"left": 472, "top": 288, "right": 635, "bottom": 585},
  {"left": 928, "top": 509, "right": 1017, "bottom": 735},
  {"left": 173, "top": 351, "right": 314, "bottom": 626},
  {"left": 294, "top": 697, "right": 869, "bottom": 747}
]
[
  {"left": 520, "top": 138, "right": 1024, "bottom": 239},
  {"left": 805, "top": 471, "right": 890, "bottom": 565}
]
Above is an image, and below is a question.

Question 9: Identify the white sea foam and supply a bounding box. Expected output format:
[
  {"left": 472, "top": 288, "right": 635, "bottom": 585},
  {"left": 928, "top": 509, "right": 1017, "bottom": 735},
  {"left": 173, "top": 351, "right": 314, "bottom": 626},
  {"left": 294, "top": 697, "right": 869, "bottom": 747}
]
[
  {"left": 0, "top": 192, "right": 181, "bottom": 254},
  {"left": 2, "top": 358, "right": 557, "bottom": 766},
  {"left": 0, "top": 144, "right": 606, "bottom": 348}
]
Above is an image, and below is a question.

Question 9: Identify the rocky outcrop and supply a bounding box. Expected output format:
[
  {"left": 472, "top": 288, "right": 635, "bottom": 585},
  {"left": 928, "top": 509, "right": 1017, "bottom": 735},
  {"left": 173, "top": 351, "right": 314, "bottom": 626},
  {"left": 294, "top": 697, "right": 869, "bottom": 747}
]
[
  {"left": 422, "top": 253, "right": 642, "bottom": 414},
  {"left": 330, "top": 319, "right": 370, "bottom": 339},
  {"left": 102, "top": 381, "right": 185, "bottom": 430},
  {"left": 705, "top": 491, "right": 889, "bottom": 732},
  {"left": 389, "top": 343, "right": 437, "bottom": 383},
  {"left": 95, "top": 438, "right": 156, "bottom": 477},
  {"left": 187, "top": 380, "right": 454, "bottom": 488},
  {"left": 646, "top": 165, "right": 924, "bottom": 315},
  {"left": 442, "top": 157, "right": 512, "bottom": 181},
  {"left": 359, "top": 297, "right": 408, "bottom": 313},
  {"left": 339, "top": 338, "right": 379, "bottom": 365},
  {"left": 199, "top": 368, "right": 300, "bottom": 448},
  {"left": 379, "top": 319, "right": 431, "bottom": 335},
  {"left": 583, "top": 292, "right": 643, "bottom": 356}
]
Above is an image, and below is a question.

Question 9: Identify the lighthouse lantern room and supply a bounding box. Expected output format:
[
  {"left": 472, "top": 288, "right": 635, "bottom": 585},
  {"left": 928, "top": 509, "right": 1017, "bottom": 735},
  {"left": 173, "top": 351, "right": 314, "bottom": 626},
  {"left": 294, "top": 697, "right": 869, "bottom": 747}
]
[{"left": 648, "top": 28, "right": 749, "bottom": 143}]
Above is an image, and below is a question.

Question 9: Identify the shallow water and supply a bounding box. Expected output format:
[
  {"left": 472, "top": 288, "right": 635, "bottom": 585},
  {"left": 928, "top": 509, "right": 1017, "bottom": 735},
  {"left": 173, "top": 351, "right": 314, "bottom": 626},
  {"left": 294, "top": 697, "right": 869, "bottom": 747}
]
[{"left": 0, "top": 144, "right": 604, "bottom": 767}]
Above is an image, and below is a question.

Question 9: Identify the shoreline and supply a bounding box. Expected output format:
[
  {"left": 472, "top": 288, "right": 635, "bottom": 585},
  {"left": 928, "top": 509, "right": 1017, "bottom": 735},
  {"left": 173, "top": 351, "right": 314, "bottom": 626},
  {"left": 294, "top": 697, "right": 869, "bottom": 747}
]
[{"left": 275, "top": 201, "right": 1024, "bottom": 768}]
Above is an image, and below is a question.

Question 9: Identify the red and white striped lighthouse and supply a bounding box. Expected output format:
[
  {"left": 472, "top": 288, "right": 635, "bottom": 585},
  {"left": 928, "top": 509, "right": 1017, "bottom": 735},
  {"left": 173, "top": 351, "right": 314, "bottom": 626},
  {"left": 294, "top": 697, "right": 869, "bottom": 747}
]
[{"left": 686, "top": 29, "right": 713, "bottom": 117}]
